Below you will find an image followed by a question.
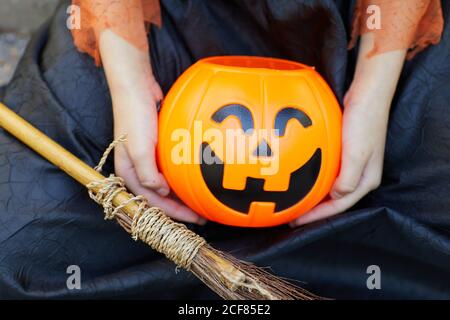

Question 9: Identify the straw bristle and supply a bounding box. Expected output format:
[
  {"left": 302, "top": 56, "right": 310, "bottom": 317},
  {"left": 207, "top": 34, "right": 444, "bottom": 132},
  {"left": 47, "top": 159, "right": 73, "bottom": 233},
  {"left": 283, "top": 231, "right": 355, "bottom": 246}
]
[
  {"left": 113, "top": 205, "right": 323, "bottom": 300},
  {"left": 191, "top": 246, "right": 322, "bottom": 300}
]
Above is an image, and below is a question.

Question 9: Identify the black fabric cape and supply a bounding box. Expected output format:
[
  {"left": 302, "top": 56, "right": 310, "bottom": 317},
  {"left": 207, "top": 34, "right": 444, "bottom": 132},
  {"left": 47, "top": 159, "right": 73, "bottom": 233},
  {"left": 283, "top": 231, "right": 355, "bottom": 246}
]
[{"left": 1, "top": 0, "right": 450, "bottom": 299}]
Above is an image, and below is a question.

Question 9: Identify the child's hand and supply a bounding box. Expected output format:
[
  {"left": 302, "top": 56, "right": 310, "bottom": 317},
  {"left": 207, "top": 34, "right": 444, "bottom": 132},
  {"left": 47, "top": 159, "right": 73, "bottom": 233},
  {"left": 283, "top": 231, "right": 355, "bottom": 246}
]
[
  {"left": 100, "top": 30, "right": 205, "bottom": 225},
  {"left": 290, "top": 92, "right": 390, "bottom": 227},
  {"left": 112, "top": 79, "right": 205, "bottom": 225},
  {"left": 291, "top": 34, "right": 407, "bottom": 227}
]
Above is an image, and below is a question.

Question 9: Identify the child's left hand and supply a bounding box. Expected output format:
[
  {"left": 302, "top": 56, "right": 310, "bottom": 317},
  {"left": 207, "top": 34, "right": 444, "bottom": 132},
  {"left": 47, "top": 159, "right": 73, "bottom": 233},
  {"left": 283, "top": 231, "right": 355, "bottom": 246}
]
[
  {"left": 290, "top": 92, "right": 390, "bottom": 227},
  {"left": 291, "top": 34, "right": 407, "bottom": 227}
]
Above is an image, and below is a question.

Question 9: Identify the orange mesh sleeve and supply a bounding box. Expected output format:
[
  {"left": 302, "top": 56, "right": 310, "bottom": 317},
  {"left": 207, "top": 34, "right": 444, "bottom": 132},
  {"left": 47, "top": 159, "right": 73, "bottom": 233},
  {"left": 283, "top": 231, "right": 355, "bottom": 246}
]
[
  {"left": 71, "top": 0, "right": 161, "bottom": 66},
  {"left": 349, "top": 0, "right": 444, "bottom": 59}
]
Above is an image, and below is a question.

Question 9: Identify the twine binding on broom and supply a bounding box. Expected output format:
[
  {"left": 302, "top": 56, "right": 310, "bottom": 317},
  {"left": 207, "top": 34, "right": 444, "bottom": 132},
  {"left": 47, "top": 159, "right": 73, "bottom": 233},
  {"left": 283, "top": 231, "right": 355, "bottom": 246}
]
[{"left": 87, "top": 134, "right": 205, "bottom": 270}]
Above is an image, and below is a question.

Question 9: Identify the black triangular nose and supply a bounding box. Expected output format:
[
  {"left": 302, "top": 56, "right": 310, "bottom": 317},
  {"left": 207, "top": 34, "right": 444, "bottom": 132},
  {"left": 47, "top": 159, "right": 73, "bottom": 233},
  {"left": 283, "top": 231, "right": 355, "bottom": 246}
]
[{"left": 253, "top": 139, "right": 273, "bottom": 157}]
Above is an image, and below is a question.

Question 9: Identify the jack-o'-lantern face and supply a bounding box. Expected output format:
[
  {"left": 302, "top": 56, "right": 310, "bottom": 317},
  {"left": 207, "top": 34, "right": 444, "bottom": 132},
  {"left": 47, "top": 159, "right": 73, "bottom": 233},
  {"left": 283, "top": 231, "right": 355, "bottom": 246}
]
[
  {"left": 200, "top": 104, "right": 321, "bottom": 214},
  {"left": 158, "top": 56, "right": 341, "bottom": 227}
]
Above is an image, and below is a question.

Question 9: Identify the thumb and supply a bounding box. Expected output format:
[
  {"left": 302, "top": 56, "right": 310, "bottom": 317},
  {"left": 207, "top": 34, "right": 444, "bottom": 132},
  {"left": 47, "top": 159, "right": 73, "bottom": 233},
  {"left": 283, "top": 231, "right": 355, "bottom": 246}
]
[{"left": 129, "top": 139, "right": 170, "bottom": 196}]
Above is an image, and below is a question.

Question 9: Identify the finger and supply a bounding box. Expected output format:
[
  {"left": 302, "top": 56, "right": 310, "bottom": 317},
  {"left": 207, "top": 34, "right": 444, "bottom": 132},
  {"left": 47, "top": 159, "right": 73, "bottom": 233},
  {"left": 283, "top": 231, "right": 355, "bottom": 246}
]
[
  {"left": 116, "top": 160, "right": 205, "bottom": 225},
  {"left": 289, "top": 196, "right": 351, "bottom": 227},
  {"left": 128, "top": 139, "right": 170, "bottom": 196},
  {"left": 290, "top": 169, "right": 376, "bottom": 227},
  {"left": 141, "top": 191, "right": 207, "bottom": 225},
  {"left": 149, "top": 77, "right": 163, "bottom": 102},
  {"left": 364, "top": 150, "right": 383, "bottom": 191},
  {"left": 331, "top": 147, "right": 370, "bottom": 199}
]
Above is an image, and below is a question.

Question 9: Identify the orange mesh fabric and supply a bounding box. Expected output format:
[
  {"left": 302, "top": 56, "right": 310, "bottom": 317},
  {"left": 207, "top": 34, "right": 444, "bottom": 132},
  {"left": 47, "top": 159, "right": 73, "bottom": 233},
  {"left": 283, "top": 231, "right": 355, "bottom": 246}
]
[
  {"left": 349, "top": 0, "right": 444, "bottom": 59},
  {"left": 71, "top": 0, "right": 444, "bottom": 65},
  {"left": 71, "top": 0, "right": 161, "bottom": 65}
]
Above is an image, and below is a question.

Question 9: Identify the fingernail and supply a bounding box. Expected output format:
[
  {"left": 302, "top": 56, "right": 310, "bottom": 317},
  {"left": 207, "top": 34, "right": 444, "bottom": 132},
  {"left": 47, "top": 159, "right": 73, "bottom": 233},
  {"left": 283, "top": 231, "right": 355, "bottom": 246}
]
[
  {"left": 197, "top": 217, "right": 208, "bottom": 225},
  {"left": 142, "top": 180, "right": 158, "bottom": 188},
  {"left": 330, "top": 190, "right": 342, "bottom": 200},
  {"left": 156, "top": 187, "right": 170, "bottom": 196},
  {"left": 290, "top": 217, "right": 308, "bottom": 227}
]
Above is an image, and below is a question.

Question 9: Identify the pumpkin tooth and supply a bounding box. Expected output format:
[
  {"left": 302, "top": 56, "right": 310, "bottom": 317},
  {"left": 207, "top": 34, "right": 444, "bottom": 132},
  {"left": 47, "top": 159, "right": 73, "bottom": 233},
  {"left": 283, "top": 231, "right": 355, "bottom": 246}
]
[
  {"left": 263, "top": 173, "right": 291, "bottom": 192},
  {"left": 222, "top": 165, "right": 248, "bottom": 190}
]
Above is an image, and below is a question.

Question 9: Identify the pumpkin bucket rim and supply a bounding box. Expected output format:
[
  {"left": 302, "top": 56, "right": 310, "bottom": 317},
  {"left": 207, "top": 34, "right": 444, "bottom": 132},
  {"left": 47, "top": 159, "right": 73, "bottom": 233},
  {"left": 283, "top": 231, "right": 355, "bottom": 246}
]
[{"left": 200, "top": 55, "right": 314, "bottom": 74}]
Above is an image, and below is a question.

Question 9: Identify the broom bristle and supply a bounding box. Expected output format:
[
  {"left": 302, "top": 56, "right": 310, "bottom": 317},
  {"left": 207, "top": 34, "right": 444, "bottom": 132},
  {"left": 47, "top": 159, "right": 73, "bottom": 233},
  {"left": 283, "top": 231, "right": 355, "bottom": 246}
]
[
  {"left": 191, "top": 246, "right": 322, "bottom": 300},
  {"left": 114, "top": 211, "right": 322, "bottom": 300}
]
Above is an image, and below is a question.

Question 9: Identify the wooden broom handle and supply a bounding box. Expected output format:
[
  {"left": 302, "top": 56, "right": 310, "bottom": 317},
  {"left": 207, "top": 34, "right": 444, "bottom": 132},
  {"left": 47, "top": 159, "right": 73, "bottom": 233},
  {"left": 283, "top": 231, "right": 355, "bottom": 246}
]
[
  {"left": 0, "top": 102, "right": 237, "bottom": 270},
  {"left": 0, "top": 102, "right": 146, "bottom": 218}
]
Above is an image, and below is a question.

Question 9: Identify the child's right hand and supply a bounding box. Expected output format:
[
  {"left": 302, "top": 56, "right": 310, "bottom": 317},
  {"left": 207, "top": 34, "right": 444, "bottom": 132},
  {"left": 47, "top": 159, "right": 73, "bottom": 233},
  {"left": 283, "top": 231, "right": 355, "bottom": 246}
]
[
  {"left": 100, "top": 30, "right": 205, "bottom": 225},
  {"left": 112, "top": 79, "right": 205, "bottom": 225}
]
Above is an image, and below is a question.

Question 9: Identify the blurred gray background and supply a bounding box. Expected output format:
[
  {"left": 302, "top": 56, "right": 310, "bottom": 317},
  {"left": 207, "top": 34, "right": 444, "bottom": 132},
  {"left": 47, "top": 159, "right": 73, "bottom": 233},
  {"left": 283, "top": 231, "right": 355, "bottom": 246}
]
[{"left": 0, "top": 0, "right": 59, "bottom": 86}]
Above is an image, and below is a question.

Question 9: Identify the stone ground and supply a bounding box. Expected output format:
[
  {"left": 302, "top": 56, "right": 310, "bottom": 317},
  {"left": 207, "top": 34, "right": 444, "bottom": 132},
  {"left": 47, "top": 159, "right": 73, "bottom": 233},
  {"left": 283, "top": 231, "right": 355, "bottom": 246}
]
[{"left": 0, "top": 0, "right": 59, "bottom": 86}]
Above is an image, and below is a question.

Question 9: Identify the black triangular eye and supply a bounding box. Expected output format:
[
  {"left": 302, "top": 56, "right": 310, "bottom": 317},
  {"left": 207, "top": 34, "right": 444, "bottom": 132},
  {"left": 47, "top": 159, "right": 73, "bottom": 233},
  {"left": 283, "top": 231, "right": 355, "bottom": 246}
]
[
  {"left": 212, "top": 104, "right": 254, "bottom": 133},
  {"left": 274, "top": 107, "right": 312, "bottom": 136}
]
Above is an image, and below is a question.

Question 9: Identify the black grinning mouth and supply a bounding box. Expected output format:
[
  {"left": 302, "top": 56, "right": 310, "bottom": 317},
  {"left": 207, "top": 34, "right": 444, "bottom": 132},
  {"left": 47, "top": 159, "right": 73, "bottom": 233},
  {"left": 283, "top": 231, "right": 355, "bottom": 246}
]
[{"left": 200, "top": 142, "right": 321, "bottom": 213}]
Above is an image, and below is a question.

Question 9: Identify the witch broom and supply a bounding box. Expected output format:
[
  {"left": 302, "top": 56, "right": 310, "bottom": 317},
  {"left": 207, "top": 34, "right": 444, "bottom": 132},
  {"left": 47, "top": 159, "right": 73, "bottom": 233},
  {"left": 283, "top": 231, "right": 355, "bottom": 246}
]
[{"left": 0, "top": 102, "right": 319, "bottom": 300}]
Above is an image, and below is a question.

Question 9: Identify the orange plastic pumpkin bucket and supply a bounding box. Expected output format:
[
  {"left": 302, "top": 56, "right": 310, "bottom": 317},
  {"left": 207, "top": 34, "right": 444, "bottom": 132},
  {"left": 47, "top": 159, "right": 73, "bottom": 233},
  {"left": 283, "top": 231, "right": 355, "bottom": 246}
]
[{"left": 157, "top": 56, "right": 342, "bottom": 227}]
